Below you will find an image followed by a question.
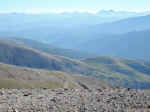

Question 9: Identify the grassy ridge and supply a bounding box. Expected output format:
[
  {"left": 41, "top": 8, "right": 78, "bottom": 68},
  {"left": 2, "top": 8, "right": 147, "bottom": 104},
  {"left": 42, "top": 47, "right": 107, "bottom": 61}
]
[
  {"left": 0, "top": 62, "right": 78, "bottom": 89},
  {"left": 0, "top": 79, "right": 71, "bottom": 89},
  {"left": 83, "top": 56, "right": 150, "bottom": 89},
  {"left": 0, "top": 62, "right": 109, "bottom": 89}
]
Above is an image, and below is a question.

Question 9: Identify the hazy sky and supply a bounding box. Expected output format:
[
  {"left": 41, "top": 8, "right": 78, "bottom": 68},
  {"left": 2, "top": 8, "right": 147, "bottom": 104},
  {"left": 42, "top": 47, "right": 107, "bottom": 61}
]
[{"left": 0, "top": 0, "right": 150, "bottom": 13}]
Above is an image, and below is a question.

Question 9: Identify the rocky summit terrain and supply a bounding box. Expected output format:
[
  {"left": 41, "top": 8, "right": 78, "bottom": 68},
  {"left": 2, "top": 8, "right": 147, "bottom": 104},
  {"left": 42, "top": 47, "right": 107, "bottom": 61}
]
[{"left": 0, "top": 88, "right": 150, "bottom": 112}]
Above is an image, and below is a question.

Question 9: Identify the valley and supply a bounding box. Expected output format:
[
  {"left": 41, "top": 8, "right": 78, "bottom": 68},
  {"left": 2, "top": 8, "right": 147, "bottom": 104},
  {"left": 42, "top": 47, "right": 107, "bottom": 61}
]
[
  {"left": 0, "top": 38, "right": 150, "bottom": 89},
  {"left": 0, "top": 7, "right": 150, "bottom": 111}
]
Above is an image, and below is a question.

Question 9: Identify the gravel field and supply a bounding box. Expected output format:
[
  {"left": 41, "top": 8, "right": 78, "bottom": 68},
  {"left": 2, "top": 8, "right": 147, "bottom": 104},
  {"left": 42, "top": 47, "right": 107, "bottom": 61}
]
[{"left": 0, "top": 88, "right": 150, "bottom": 112}]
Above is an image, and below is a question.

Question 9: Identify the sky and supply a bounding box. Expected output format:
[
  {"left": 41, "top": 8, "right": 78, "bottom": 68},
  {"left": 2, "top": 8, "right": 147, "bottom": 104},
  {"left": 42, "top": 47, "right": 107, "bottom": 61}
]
[{"left": 0, "top": 0, "right": 150, "bottom": 13}]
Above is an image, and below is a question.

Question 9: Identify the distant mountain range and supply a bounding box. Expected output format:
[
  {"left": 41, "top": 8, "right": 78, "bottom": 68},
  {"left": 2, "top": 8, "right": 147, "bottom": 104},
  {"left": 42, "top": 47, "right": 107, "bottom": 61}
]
[
  {"left": 50, "top": 14, "right": 150, "bottom": 49},
  {"left": 0, "top": 12, "right": 149, "bottom": 44},
  {"left": 75, "top": 30, "right": 150, "bottom": 60},
  {"left": 98, "top": 10, "right": 149, "bottom": 18},
  {"left": 93, "top": 14, "right": 150, "bottom": 34},
  {"left": 47, "top": 15, "right": 150, "bottom": 60}
]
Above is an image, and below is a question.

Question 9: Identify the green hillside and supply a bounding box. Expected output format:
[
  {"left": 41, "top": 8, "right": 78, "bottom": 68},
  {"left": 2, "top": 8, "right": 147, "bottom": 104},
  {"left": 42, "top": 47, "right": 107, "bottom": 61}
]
[
  {"left": 83, "top": 56, "right": 150, "bottom": 89},
  {"left": 0, "top": 62, "right": 76, "bottom": 89},
  {"left": 0, "top": 62, "right": 109, "bottom": 89}
]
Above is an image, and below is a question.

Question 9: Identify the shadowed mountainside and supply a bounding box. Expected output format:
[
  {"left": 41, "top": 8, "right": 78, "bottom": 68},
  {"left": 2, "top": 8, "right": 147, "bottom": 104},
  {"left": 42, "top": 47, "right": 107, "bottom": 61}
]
[
  {"left": 0, "top": 40, "right": 93, "bottom": 75},
  {"left": 0, "top": 38, "right": 94, "bottom": 59}
]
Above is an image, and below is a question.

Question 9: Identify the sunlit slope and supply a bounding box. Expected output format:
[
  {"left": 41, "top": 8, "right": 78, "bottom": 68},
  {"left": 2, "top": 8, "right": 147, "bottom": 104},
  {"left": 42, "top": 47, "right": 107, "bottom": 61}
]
[
  {"left": 0, "top": 62, "right": 110, "bottom": 89},
  {"left": 84, "top": 56, "right": 150, "bottom": 89},
  {"left": 0, "top": 62, "right": 77, "bottom": 89}
]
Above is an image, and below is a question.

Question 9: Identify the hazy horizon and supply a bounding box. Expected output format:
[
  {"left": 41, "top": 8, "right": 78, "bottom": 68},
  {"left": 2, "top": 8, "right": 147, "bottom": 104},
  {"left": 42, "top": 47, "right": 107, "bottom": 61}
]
[
  {"left": 0, "top": 10, "right": 150, "bottom": 14},
  {"left": 1, "top": 0, "right": 150, "bottom": 13}
]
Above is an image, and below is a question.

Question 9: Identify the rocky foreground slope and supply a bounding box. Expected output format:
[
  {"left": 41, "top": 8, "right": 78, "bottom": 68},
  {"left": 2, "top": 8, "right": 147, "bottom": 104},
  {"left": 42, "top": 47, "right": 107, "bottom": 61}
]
[{"left": 0, "top": 88, "right": 150, "bottom": 112}]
